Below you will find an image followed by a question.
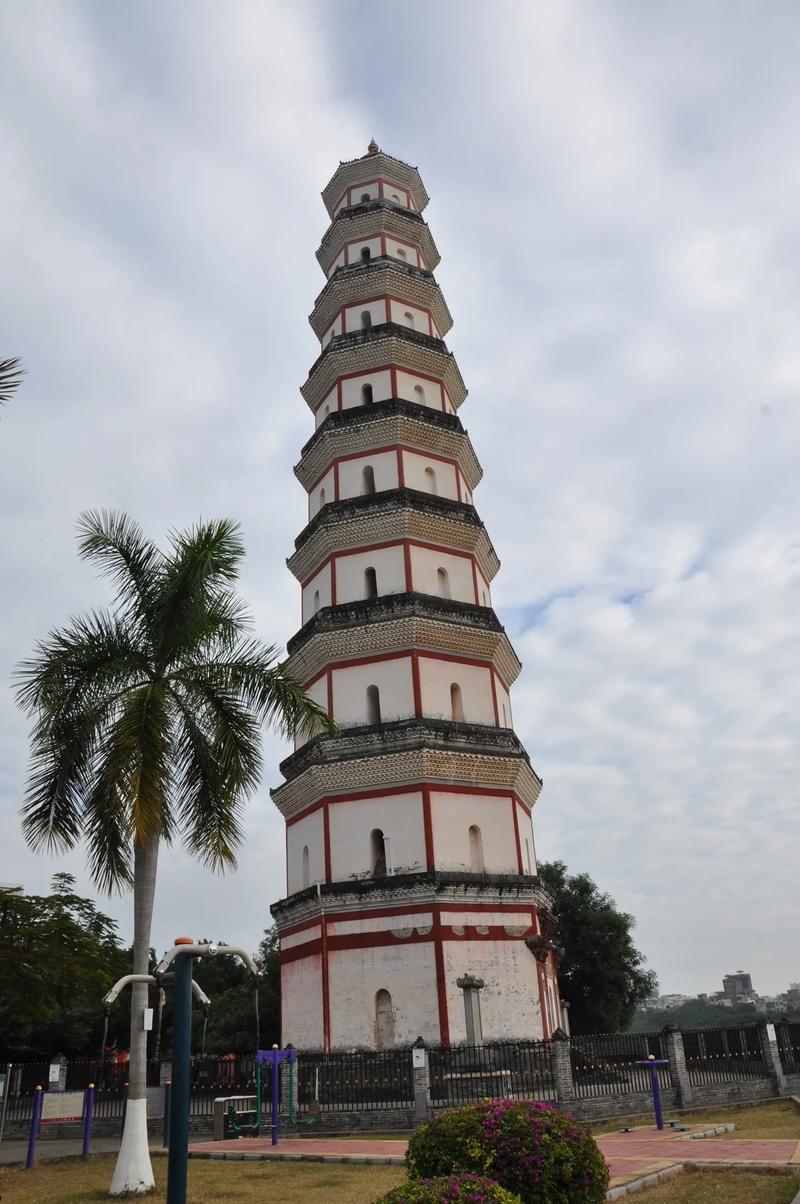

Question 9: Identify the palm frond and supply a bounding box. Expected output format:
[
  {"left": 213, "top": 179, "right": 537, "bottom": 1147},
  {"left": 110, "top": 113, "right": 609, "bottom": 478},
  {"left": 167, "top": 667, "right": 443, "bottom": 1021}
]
[
  {"left": 0, "top": 356, "right": 24, "bottom": 406},
  {"left": 170, "top": 691, "right": 244, "bottom": 872},
  {"left": 14, "top": 609, "right": 149, "bottom": 718},
  {"left": 180, "top": 640, "right": 334, "bottom": 740},
  {"left": 153, "top": 518, "right": 246, "bottom": 670},
  {"left": 76, "top": 510, "right": 162, "bottom": 642}
]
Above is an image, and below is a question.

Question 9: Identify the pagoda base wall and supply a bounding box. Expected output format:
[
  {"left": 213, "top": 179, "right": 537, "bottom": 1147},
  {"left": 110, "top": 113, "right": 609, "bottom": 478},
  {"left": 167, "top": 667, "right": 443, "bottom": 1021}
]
[{"left": 275, "top": 876, "right": 560, "bottom": 1050}]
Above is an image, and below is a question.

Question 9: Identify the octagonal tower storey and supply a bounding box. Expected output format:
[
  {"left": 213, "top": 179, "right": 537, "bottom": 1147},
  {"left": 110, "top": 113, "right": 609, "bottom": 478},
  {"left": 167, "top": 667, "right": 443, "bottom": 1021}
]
[{"left": 270, "top": 144, "right": 561, "bottom": 1051}]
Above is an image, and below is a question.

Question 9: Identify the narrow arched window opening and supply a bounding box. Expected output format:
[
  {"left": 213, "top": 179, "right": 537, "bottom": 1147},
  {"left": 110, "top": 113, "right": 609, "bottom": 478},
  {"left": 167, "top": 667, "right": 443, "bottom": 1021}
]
[
  {"left": 360, "top": 246, "right": 371, "bottom": 263},
  {"left": 437, "top": 567, "right": 451, "bottom": 599},
  {"left": 469, "top": 825, "right": 485, "bottom": 873},
  {"left": 312, "top": 590, "right": 320, "bottom": 614},
  {"left": 361, "top": 310, "right": 372, "bottom": 330},
  {"left": 319, "top": 487, "right": 326, "bottom": 506},
  {"left": 360, "top": 192, "right": 371, "bottom": 202},
  {"left": 375, "top": 989, "right": 395, "bottom": 1049},
  {"left": 364, "top": 567, "right": 378, "bottom": 599},
  {"left": 397, "top": 247, "right": 407, "bottom": 261},
  {"left": 390, "top": 193, "right": 400, "bottom": 201},
  {"left": 482, "top": 591, "right": 489, "bottom": 606},
  {"left": 424, "top": 466, "right": 438, "bottom": 495},
  {"left": 362, "top": 464, "right": 376, "bottom": 495},
  {"left": 403, "top": 311, "right": 415, "bottom": 329},
  {"left": 370, "top": 828, "right": 387, "bottom": 877},
  {"left": 302, "top": 845, "right": 310, "bottom": 889},
  {"left": 450, "top": 682, "right": 465, "bottom": 722},
  {"left": 323, "top": 404, "right": 330, "bottom": 418},
  {"left": 361, "top": 383, "right": 373, "bottom": 405},
  {"left": 366, "top": 684, "right": 381, "bottom": 725},
  {"left": 413, "top": 384, "right": 425, "bottom": 405},
  {"left": 501, "top": 703, "right": 508, "bottom": 727}
]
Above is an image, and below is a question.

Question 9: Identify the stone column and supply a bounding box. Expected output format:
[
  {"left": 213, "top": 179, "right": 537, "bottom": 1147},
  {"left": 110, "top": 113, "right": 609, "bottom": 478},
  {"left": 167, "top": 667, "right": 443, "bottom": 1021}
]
[
  {"left": 759, "top": 1023, "right": 787, "bottom": 1095},
  {"left": 457, "top": 975, "right": 485, "bottom": 1046},
  {"left": 661, "top": 1025, "right": 693, "bottom": 1107},
  {"left": 412, "top": 1037, "right": 430, "bottom": 1126},
  {"left": 549, "top": 1029, "right": 574, "bottom": 1104}
]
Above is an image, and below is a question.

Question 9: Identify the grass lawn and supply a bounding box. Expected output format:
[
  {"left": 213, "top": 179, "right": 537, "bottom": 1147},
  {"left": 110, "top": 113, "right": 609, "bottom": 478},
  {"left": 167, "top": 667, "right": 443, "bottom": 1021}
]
[
  {"left": 636, "top": 1170, "right": 800, "bottom": 1202},
  {"left": 0, "top": 1154, "right": 406, "bottom": 1203},
  {"left": 595, "top": 1101, "right": 800, "bottom": 1139}
]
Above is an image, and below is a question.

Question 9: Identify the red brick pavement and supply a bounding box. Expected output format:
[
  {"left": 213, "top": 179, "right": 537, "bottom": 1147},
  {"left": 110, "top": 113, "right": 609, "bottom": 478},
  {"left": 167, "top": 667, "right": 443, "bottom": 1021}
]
[{"left": 189, "top": 1127, "right": 800, "bottom": 1188}]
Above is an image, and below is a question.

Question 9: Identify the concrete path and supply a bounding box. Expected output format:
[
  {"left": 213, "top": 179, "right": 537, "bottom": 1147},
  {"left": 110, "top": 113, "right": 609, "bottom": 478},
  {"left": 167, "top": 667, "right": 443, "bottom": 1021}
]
[{"left": 598, "top": 1127, "right": 800, "bottom": 1187}]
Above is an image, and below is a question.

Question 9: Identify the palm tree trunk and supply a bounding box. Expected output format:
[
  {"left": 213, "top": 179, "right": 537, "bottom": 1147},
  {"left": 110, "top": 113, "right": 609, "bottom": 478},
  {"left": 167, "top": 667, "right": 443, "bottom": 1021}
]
[{"left": 110, "top": 833, "right": 159, "bottom": 1195}]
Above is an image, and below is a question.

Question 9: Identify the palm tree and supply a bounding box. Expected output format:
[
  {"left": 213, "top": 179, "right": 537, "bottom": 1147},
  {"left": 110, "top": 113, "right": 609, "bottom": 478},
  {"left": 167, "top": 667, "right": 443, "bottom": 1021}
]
[
  {"left": 15, "top": 510, "right": 330, "bottom": 1194},
  {"left": 0, "top": 356, "right": 25, "bottom": 408}
]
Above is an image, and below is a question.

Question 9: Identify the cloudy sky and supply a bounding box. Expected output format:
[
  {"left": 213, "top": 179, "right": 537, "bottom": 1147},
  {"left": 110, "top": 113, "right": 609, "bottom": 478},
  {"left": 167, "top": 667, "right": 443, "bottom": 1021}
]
[{"left": 1, "top": 1, "right": 798, "bottom": 1000}]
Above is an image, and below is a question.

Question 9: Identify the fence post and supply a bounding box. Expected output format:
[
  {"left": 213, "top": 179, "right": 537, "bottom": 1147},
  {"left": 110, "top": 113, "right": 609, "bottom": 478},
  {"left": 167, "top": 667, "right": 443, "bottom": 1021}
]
[
  {"left": 549, "top": 1029, "right": 574, "bottom": 1104},
  {"left": 412, "top": 1037, "right": 430, "bottom": 1126},
  {"left": 661, "top": 1026, "right": 693, "bottom": 1107},
  {"left": 759, "top": 1023, "right": 787, "bottom": 1096}
]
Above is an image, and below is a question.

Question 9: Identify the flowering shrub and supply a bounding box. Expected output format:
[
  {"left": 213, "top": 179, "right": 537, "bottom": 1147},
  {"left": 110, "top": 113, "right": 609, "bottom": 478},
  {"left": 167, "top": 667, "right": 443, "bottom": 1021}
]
[
  {"left": 375, "top": 1173, "right": 521, "bottom": 1203},
  {"left": 405, "top": 1099, "right": 609, "bottom": 1204}
]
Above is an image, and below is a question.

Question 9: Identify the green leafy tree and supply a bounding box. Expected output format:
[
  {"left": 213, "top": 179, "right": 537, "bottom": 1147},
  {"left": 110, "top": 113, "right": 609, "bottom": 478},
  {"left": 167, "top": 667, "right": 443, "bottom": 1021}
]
[
  {"left": 14, "top": 511, "right": 330, "bottom": 1194},
  {"left": 630, "top": 998, "right": 799, "bottom": 1033},
  {"left": 0, "top": 874, "right": 130, "bottom": 1057},
  {"left": 0, "top": 355, "right": 24, "bottom": 407},
  {"left": 538, "top": 860, "right": 657, "bottom": 1034}
]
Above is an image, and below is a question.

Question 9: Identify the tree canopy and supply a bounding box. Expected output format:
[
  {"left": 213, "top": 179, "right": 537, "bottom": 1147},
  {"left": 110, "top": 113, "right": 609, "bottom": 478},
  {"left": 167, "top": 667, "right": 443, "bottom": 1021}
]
[
  {"left": 538, "top": 860, "right": 657, "bottom": 1034},
  {"left": 0, "top": 874, "right": 130, "bottom": 1057}
]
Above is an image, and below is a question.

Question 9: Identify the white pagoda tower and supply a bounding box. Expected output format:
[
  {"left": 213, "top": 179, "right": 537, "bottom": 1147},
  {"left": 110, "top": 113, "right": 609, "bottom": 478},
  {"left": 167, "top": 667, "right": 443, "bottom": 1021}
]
[{"left": 270, "top": 144, "right": 560, "bottom": 1051}]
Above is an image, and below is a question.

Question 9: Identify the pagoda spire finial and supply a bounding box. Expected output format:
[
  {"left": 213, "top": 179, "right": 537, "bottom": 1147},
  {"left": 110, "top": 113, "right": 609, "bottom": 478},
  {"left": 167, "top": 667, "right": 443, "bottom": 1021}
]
[{"left": 367, "top": 138, "right": 380, "bottom": 155}]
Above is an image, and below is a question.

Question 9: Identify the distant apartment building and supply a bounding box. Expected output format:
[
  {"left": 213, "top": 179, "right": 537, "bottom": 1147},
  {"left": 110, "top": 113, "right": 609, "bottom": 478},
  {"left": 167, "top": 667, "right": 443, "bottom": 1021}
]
[{"left": 723, "top": 971, "right": 755, "bottom": 1002}]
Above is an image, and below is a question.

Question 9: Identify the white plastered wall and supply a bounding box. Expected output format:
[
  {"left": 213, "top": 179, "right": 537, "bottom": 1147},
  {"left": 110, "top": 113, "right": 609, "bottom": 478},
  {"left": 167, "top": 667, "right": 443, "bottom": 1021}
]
[
  {"left": 401, "top": 451, "right": 459, "bottom": 500},
  {"left": 329, "top": 791, "right": 425, "bottom": 878},
  {"left": 430, "top": 792, "right": 518, "bottom": 874},
  {"left": 337, "top": 449, "right": 398, "bottom": 498},
  {"left": 418, "top": 657, "right": 495, "bottom": 725},
  {"left": 495, "top": 678, "right": 512, "bottom": 728},
  {"left": 327, "top": 942, "right": 440, "bottom": 1048},
  {"left": 331, "top": 656, "right": 414, "bottom": 726},
  {"left": 281, "top": 953, "right": 325, "bottom": 1048},
  {"left": 334, "top": 545, "right": 406, "bottom": 603},
  {"left": 286, "top": 810, "right": 325, "bottom": 894},
  {"left": 315, "top": 385, "right": 339, "bottom": 428},
  {"left": 341, "top": 368, "right": 392, "bottom": 409},
  {"left": 395, "top": 369, "right": 444, "bottom": 411},
  {"left": 388, "top": 299, "right": 430, "bottom": 334},
  {"left": 309, "top": 467, "right": 335, "bottom": 518},
  {"left": 410, "top": 546, "right": 476, "bottom": 602},
  {"left": 384, "top": 236, "right": 422, "bottom": 268},
  {"left": 301, "top": 562, "right": 332, "bottom": 624},
  {"left": 345, "top": 237, "right": 382, "bottom": 267},
  {"left": 295, "top": 675, "right": 328, "bottom": 749},
  {"left": 475, "top": 565, "right": 492, "bottom": 607},
  {"left": 343, "top": 298, "right": 387, "bottom": 332},
  {"left": 443, "top": 938, "right": 544, "bottom": 1042}
]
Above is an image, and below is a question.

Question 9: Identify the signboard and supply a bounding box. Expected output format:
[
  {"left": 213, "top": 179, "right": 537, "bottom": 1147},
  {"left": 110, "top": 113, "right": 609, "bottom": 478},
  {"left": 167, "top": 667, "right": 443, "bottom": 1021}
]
[
  {"left": 412, "top": 1047, "right": 426, "bottom": 1069},
  {"left": 48, "top": 1063, "right": 61, "bottom": 1085},
  {"left": 0, "top": 1070, "right": 6, "bottom": 1101},
  {"left": 146, "top": 1086, "right": 165, "bottom": 1119},
  {"left": 41, "top": 1091, "right": 84, "bottom": 1125},
  {"left": 766, "top": 1023, "right": 777, "bottom": 1043}
]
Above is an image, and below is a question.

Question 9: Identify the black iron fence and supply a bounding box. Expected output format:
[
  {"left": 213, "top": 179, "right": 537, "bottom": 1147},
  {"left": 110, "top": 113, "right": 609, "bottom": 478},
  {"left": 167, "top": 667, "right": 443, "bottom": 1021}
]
[
  {"left": 682, "top": 1024, "right": 766, "bottom": 1084},
  {"left": 570, "top": 1031, "right": 671, "bottom": 1098},
  {"left": 776, "top": 1022, "right": 800, "bottom": 1076},
  {"left": 296, "top": 1048, "right": 413, "bottom": 1112},
  {"left": 429, "top": 1040, "right": 555, "bottom": 1107},
  {"left": 2, "top": 1021, "right": 791, "bottom": 1127}
]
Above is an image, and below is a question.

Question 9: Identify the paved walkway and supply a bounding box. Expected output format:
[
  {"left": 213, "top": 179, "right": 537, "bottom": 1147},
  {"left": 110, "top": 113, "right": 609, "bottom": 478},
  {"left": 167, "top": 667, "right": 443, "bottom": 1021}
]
[{"left": 189, "top": 1126, "right": 800, "bottom": 1188}]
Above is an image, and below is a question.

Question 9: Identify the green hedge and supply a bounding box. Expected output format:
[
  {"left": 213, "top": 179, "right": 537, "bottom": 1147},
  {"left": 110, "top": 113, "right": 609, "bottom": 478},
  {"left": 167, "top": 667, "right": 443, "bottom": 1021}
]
[{"left": 406, "top": 1100, "right": 609, "bottom": 1204}]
